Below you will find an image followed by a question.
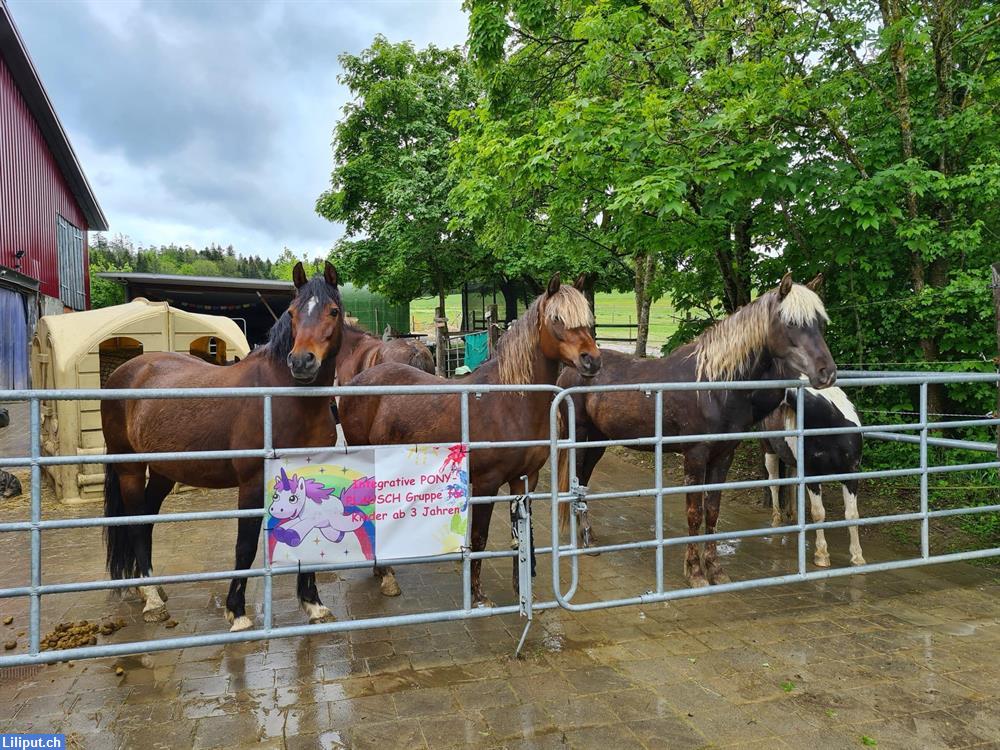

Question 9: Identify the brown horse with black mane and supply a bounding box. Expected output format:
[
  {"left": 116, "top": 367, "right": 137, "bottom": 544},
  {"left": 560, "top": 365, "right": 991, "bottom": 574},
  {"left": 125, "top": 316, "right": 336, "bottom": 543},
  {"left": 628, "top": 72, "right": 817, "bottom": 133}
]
[
  {"left": 340, "top": 274, "right": 600, "bottom": 606},
  {"left": 558, "top": 274, "right": 836, "bottom": 587},
  {"left": 102, "top": 262, "right": 344, "bottom": 631}
]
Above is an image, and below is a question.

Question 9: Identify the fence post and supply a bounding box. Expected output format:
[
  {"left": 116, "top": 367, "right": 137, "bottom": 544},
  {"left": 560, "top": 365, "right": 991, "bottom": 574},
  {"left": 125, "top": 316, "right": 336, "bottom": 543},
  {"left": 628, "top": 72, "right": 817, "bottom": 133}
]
[
  {"left": 434, "top": 307, "right": 448, "bottom": 377},
  {"left": 993, "top": 263, "right": 1000, "bottom": 460},
  {"left": 486, "top": 304, "right": 499, "bottom": 356}
]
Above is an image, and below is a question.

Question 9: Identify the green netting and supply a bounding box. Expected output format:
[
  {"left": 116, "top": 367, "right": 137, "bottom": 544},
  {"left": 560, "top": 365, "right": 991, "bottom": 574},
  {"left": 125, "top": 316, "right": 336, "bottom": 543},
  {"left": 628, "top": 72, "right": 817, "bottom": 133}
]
[{"left": 339, "top": 283, "right": 411, "bottom": 334}]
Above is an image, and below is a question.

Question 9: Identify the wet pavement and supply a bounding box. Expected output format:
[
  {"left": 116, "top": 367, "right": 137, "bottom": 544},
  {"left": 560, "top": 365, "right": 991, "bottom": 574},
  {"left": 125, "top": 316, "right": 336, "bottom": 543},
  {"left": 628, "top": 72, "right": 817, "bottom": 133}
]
[{"left": 0, "top": 411, "right": 998, "bottom": 749}]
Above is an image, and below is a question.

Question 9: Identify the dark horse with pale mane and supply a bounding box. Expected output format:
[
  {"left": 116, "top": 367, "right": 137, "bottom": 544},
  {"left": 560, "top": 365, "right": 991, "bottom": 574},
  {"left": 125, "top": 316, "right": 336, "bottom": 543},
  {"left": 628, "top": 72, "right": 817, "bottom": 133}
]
[
  {"left": 102, "top": 262, "right": 344, "bottom": 631},
  {"left": 559, "top": 274, "right": 836, "bottom": 587},
  {"left": 340, "top": 274, "right": 601, "bottom": 606}
]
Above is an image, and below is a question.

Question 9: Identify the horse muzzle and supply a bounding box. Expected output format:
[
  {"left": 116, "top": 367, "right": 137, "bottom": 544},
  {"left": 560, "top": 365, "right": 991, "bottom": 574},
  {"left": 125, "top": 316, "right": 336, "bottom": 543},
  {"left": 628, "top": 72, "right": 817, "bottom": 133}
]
[
  {"left": 577, "top": 352, "right": 602, "bottom": 378},
  {"left": 810, "top": 367, "right": 837, "bottom": 389},
  {"left": 287, "top": 352, "right": 321, "bottom": 384}
]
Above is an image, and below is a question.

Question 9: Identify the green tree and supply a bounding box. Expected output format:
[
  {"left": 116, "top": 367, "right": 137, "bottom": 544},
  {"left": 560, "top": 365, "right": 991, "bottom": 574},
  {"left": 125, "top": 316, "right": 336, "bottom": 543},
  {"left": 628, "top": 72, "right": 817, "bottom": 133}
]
[{"left": 316, "top": 37, "right": 486, "bottom": 308}]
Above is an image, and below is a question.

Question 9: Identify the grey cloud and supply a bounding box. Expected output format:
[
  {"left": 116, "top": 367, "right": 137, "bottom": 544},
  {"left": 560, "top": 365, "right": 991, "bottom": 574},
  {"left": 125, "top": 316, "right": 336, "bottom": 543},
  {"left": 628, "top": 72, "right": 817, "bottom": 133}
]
[{"left": 8, "top": 0, "right": 468, "bottom": 256}]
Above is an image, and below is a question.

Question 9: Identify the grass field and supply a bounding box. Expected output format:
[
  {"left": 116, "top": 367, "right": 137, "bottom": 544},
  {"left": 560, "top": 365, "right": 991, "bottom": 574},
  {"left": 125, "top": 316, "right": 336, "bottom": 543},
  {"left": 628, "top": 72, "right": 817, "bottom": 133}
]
[{"left": 409, "top": 290, "right": 680, "bottom": 350}]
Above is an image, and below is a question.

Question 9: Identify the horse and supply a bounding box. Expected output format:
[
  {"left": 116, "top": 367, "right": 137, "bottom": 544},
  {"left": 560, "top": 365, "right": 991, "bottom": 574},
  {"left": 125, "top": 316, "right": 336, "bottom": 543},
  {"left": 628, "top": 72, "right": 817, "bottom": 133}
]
[
  {"left": 760, "top": 384, "right": 866, "bottom": 567},
  {"left": 339, "top": 274, "right": 600, "bottom": 606},
  {"left": 335, "top": 325, "right": 435, "bottom": 385},
  {"left": 101, "top": 261, "right": 344, "bottom": 631},
  {"left": 557, "top": 273, "right": 836, "bottom": 587},
  {"left": 327, "top": 324, "right": 435, "bottom": 597}
]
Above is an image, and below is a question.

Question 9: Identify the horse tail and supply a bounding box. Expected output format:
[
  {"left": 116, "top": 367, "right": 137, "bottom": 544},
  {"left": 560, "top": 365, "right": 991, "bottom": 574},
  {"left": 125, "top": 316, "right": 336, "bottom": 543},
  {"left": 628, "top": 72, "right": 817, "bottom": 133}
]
[
  {"left": 104, "top": 465, "right": 140, "bottom": 580},
  {"left": 557, "top": 445, "right": 572, "bottom": 530}
]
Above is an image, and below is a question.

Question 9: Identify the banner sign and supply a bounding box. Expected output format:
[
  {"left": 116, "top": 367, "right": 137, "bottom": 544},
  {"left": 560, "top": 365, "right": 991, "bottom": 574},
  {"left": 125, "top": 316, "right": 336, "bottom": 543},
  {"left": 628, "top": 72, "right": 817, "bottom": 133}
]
[{"left": 264, "top": 443, "right": 469, "bottom": 565}]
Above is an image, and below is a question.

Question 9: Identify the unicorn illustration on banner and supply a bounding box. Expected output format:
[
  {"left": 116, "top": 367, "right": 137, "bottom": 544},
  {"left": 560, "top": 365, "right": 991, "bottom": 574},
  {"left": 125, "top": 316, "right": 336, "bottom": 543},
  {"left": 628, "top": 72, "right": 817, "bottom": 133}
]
[{"left": 267, "top": 468, "right": 375, "bottom": 563}]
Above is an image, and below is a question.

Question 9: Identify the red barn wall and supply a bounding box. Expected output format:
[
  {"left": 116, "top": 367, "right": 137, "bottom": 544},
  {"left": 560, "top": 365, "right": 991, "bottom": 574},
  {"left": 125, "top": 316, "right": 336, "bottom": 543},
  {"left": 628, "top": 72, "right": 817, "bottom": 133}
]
[{"left": 0, "top": 53, "right": 90, "bottom": 307}]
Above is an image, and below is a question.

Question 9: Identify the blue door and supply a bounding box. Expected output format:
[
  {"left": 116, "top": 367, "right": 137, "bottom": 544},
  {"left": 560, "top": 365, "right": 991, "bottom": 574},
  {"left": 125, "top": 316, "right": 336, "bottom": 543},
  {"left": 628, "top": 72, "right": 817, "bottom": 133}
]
[{"left": 0, "top": 288, "right": 29, "bottom": 390}]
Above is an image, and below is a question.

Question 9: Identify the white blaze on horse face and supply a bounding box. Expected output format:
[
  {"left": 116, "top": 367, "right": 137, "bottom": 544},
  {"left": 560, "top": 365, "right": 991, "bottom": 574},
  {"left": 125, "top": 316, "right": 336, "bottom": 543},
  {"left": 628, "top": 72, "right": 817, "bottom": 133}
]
[{"left": 305, "top": 296, "right": 317, "bottom": 317}]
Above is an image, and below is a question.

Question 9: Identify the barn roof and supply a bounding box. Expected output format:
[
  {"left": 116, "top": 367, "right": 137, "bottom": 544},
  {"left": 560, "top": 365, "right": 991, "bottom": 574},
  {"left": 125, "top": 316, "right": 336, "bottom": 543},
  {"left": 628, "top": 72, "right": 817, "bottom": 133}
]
[{"left": 0, "top": 1, "right": 108, "bottom": 231}]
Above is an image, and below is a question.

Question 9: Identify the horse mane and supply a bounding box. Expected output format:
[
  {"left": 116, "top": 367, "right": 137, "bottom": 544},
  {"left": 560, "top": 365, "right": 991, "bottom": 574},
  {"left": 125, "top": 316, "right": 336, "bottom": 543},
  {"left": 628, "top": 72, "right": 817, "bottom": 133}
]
[
  {"left": 497, "top": 285, "right": 593, "bottom": 385},
  {"left": 263, "top": 275, "right": 343, "bottom": 363},
  {"left": 694, "top": 284, "right": 828, "bottom": 381}
]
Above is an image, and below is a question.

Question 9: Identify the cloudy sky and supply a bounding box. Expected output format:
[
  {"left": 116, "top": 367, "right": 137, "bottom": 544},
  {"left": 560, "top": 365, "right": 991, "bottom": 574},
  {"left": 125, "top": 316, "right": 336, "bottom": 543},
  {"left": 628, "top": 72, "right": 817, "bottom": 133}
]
[{"left": 9, "top": 0, "right": 468, "bottom": 260}]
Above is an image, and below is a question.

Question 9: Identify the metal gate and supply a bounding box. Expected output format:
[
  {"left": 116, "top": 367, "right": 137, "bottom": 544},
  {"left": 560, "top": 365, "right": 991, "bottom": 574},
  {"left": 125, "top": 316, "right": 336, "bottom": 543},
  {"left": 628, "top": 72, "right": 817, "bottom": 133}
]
[{"left": 1, "top": 371, "right": 998, "bottom": 667}]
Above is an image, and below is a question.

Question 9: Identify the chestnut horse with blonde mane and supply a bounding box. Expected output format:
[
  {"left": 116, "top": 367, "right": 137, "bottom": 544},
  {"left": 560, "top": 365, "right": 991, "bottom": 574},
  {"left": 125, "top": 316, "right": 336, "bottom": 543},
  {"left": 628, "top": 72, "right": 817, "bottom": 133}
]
[
  {"left": 102, "top": 262, "right": 344, "bottom": 631},
  {"left": 340, "top": 274, "right": 600, "bottom": 606},
  {"left": 559, "top": 274, "right": 837, "bottom": 587}
]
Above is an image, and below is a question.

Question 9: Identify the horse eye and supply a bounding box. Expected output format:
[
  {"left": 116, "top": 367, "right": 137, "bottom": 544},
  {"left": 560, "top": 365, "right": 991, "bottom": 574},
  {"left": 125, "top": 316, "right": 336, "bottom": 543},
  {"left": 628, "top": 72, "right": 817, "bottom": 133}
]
[{"left": 330, "top": 308, "right": 340, "bottom": 318}]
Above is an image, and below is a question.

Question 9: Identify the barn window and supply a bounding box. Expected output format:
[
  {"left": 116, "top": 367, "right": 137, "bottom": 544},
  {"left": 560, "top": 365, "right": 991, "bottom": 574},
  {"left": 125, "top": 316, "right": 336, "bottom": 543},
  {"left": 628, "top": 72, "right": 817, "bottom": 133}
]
[{"left": 57, "top": 215, "right": 86, "bottom": 310}]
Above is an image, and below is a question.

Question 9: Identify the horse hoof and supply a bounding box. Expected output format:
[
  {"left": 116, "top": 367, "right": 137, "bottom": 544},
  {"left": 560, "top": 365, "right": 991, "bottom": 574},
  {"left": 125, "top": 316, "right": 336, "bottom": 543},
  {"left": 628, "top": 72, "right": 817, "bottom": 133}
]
[
  {"left": 301, "top": 602, "right": 335, "bottom": 623},
  {"left": 814, "top": 554, "right": 832, "bottom": 568},
  {"left": 709, "top": 571, "right": 731, "bottom": 585},
  {"left": 142, "top": 606, "right": 169, "bottom": 623},
  {"left": 229, "top": 616, "right": 253, "bottom": 632},
  {"left": 851, "top": 556, "right": 866, "bottom": 567},
  {"left": 687, "top": 576, "right": 710, "bottom": 589},
  {"left": 771, "top": 515, "right": 782, "bottom": 528},
  {"left": 473, "top": 597, "right": 494, "bottom": 609},
  {"left": 379, "top": 576, "right": 402, "bottom": 597}
]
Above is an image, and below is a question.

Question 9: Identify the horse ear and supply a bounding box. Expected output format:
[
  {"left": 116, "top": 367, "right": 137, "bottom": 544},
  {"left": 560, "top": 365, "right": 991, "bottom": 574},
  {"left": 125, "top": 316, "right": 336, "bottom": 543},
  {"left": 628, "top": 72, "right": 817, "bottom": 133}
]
[
  {"left": 573, "top": 273, "right": 587, "bottom": 291},
  {"left": 778, "top": 272, "right": 794, "bottom": 299},
  {"left": 806, "top": 273, "right": 823, "bottom": 292},
  {"left": 292, "top": 262, "right": 308, "bottom": 289},
  {"left": 546, "top": 273, "right": 561, "bottom": 297},
  {"left": 324, "top": 261, "right": 338, "bottom": 288}
]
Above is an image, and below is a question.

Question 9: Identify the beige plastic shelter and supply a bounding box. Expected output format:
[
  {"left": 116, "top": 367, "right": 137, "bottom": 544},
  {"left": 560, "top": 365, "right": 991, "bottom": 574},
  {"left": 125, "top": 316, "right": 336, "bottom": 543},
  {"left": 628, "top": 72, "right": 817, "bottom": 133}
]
[{"left": 31, "top": 299, "right": 250, "bottom": 504}]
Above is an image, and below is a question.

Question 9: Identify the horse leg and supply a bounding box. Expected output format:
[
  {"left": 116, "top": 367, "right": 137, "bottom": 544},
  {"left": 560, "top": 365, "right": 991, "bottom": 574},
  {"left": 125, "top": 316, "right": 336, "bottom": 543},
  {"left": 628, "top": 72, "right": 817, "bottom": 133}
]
[
  {"left": 135, "top": 471, "right": 173, "bottom": 620},
  {"left": 297, "top": 571, "right": 336, "bottom": 624},
  {"left": 470, "top": 489, "right": 497, "bottom": 607},
  {"left": 374, "top": 565, "right": 401, "bottom": 597},
  {"left": 764, "top": 451, "right": 782, "bottom": 527},
  {"left": 843, "top": 480, "right": 866, "bottom": 566},
  {"left": 576, "top": 444, "right": 605, "bottom": 549},
  {"left": 702, "top": 451, "right": 735, "bottom": 586},
  {"left": 808, "top": 483, "right": 831, "bottom": 568},
  {"left": 682, "top": 451, "right": 709, "bottom": 588},
  {"left": 225, "top": 484, "right": 264, "bottom": 631}
]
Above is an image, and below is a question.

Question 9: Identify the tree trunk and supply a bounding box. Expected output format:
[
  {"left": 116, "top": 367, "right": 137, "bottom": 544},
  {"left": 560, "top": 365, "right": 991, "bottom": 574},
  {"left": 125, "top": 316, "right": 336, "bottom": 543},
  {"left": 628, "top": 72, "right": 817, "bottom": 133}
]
[
  {"left": 634, "top": 252, "right": 655, "bottom": 357},
  {"left": 499, "top": 277, "right": 520, "bottom": 323},
  {"left": 715, "top": 218, "right": 753, "bottom": 313},
  {"left": 881, "top": 0, "right": 946, "bottom": 417}
]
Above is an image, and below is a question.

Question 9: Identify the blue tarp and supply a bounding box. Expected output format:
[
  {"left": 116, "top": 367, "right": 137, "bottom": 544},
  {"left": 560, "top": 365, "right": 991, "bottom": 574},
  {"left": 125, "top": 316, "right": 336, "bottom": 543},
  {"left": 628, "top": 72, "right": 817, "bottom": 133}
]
[{"left": 0, "top": 288, "right": 29, "bottom": 390}]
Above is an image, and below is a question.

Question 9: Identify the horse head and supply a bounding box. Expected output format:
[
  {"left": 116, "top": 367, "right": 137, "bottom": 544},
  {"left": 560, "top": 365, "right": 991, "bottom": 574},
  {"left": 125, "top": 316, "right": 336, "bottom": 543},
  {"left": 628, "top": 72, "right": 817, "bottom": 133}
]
[
  {"left": 270, "top": 471, "right": 307, "bottom": 520},
  {"left": 285, "top": 261, "right": 343, "bottom": 384},
  {"left": 538, "top": 273, "right": 602, "bottom": 377},
  {"left": 767, "top": 273, "right": 837, "bottom": 389}
]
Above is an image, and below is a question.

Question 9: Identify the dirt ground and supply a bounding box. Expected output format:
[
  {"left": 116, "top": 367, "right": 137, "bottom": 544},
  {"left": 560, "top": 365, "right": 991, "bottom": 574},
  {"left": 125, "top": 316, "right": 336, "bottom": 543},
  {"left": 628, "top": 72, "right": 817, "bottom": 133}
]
[{"left": 0, "top": 400, "right": 998, "bottom": 749}]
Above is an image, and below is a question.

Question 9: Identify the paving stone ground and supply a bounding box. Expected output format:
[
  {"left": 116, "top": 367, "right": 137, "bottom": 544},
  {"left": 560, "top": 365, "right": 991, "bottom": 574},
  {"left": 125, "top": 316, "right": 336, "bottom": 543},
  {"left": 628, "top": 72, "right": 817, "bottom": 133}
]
[{"left": 0, "top": 400, "right": 998, "bottom": 749}]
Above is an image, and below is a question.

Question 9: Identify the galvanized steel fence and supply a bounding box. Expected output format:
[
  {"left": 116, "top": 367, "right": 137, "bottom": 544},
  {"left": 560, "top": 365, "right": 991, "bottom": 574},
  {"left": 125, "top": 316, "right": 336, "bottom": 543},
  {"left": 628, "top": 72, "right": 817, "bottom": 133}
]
[{"left": 0, "top": 371, "right": 998, "bottom": 667}]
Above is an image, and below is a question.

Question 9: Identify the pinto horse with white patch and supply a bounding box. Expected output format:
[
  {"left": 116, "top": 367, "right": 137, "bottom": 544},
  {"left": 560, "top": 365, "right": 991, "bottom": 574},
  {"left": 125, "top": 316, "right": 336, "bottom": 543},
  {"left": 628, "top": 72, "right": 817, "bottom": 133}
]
[
  {"left": 559, "top": 273, "right": 837, "bottom": 587},
  {"left": 760, "top": 385, "right": 866, "bottom": 567},
  {"left": 102, "top": 262, "right": 344, "bottom": 630}
]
